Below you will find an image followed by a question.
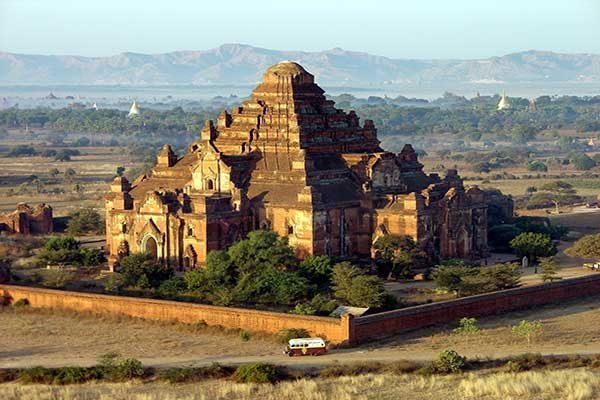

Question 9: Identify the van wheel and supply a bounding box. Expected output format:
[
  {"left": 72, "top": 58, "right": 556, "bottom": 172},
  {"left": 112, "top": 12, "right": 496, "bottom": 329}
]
[{"left": 287, "top": 352, "right": 294, "bottom": 357}]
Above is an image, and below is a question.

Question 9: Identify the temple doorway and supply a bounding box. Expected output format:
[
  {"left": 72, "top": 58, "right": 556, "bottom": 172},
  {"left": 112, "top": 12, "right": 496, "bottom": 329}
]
[{"left": 145, "top": 236, "right": 158, "bottom": 260}]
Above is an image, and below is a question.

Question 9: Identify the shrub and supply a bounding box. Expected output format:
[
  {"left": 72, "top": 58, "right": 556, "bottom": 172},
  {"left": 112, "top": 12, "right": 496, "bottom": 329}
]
[
  {"left": 18, "top": 366, "right": 56, "bottom": 384},
  {"left": 436, "top": 349, "right": 467, "bottom": 373},
  {"left": 232, "top": 363, "right": 282, "bottom": 384},
  {"left": 278, "top": 328, "right": 310, "bottom": 344},
  {"left": 240, "top": 331, "right": 252, "bottom": 342},
  {"left": 13, "top": 298, "right": 29, "bottom": 307},
  {"left": 290, "top": 302, "right": 317, "bottom": 315},
  {"left": 319, "top": 363, "right": 382, "bottom": 378},
  {"left": 565, "top": 233, "right": 600, "bottom": 258},
  {"left": 79, "top": 248, "right": 106, "bottom": 267},
  {"left": 97, "top": 352, "right": 145, "bottom": 381},
  {"left": 157, "top": 276, "right": 186, "bottom": 296},
  {"left": 158, "top": 367, "right": 198, "bottom": 383},
  {"left": 505, "top": 353, "right": 545, "bottom": 372},
  {"left": 115, "top": 358, "right": 145, "bottom": 380},
  {"left": 453, "top": 317, "right": 480, "bottom": 335},
  {"left": 44, "top": 269, "right": 71, "bottom": 289},
  {"left": 419, "top": 349, "right": 466, "bottom": 374}
]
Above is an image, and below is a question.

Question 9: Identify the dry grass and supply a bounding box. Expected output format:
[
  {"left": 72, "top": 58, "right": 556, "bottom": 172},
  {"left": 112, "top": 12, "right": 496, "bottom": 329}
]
[
  {"left": 1, "top": 369, "right": 598, "bottom": 400},
  {"left": 364, "top": 294, "right": 600, "bottom": 357},
  {"left": 459, "top": 369, "right": 600, "bottom": 400},
  {"left": 0, "top": 306, "right": 279, "bottom": 368}
]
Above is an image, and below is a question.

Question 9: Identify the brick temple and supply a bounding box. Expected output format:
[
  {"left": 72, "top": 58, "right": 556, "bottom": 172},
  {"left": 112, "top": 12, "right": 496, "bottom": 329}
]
[
  {"left": 0, "top": 203, "right": 53, "bottom": 235},
  {"left": 105, "top": 61, "right": 495, "bottom": 269}
]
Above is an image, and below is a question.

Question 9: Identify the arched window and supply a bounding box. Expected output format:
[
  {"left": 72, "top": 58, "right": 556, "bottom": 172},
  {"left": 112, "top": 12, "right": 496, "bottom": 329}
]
[
  {"left": 206, "top": 179, "right": 214, "bottom": 190},
  {"left": 121, "top": 222, "right": 127, "bottom": 233},
  {"left": 187, "top": 225, "right": 194, "bottom": 237},
  {"left": 287, "top": 225, "right": 294, "bottom": 235}
]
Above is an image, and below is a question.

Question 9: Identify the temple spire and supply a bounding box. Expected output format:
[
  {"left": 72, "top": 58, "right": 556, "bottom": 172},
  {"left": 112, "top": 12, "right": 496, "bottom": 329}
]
[
  {"left": 497, "top": 91, "right": 510, "bottom": 111},
  {"left": 128, "top": 100, "right": 140, "bottom": 117}
]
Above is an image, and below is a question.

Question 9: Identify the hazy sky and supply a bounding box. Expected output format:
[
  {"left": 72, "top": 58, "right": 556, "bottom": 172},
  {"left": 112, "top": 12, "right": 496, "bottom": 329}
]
[{"left": 1, "top": 0, "right": 599, "bottom": 58}]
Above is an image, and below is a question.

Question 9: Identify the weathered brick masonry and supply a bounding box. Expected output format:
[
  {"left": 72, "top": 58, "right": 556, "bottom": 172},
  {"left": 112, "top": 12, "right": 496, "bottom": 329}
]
[
  {"left": 0, "top": 285, "right": 351, "bottom": 343},
  {"left": 351, "top": 274, "right": 600, "bottom": 343},
  {"left": 3, "top": 274, "right": 599, "bottom": 346}
]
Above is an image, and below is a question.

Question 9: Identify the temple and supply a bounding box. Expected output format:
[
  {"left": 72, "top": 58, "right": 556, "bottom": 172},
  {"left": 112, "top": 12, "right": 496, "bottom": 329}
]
[
  {"left": 105, "top": 61, "right": 491, "bottom": 270},
  {"left": 0, "top": 203, "right": 53, "bottom": 235},
  {"left": 497, "top": 91, "right": 510, "bottom": 111}
]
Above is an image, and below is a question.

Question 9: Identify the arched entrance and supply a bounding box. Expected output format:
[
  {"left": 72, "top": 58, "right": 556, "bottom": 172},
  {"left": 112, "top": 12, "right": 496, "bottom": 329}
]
[
  {"left": 184, "top": 245, "right": 197, "bottom": 270},
  {"left": 144, "top": 236, "right": 158, "bottom": 260}
]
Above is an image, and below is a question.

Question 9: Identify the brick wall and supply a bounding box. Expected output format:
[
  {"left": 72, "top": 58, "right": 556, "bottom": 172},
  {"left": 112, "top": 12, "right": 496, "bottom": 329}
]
[
  {"left": 0, "top": 285, "right": 351, "bottom": 343},
  {"left": 351, "top": 274, "right": 600, "bottom": 343},
  {"left": 3, "top": 274, "right": 600, "bottom": 346}
]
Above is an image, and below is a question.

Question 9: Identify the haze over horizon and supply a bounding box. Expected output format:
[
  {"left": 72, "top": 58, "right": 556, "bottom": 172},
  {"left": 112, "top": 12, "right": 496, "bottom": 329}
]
[{"left": 1, "top": 0, "right": 599, "bottom": 59}]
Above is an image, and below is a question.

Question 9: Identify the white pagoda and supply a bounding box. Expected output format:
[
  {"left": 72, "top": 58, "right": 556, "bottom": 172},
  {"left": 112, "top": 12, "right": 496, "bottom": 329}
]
[
  {"left": 128, "top": 100, "right": 140, "bottom": 117},
  {"left": 497, "top": 91, "right": 510, "bottom": 111}
]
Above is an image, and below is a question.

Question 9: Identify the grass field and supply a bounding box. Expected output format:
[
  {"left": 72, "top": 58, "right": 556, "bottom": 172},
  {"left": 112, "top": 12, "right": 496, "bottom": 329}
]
[
  {"left": 0, "top": 144, "right": 135, "bottom": 214},
  {"left": 1, "top": 369, "right": 598, "bottom": 400}
]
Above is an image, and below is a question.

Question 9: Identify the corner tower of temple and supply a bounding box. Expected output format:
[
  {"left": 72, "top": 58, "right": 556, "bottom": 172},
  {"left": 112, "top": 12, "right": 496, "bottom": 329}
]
[{"left": 105, "top": 61, "right": 495, "bottom": 270}]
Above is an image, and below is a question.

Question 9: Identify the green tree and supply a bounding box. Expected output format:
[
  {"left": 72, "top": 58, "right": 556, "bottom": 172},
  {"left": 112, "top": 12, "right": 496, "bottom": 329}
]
[
  {"left": 64, "top": 168, "right": 77, "bottom": 183},
  {"left": 72, "top": 183, "right": 85, "bottom": 194},
  {"left": 511, "top": 320, "right": 543, "bottom": 344},
  {"left": 570, "top": 153, "right": 596, "bottom": 171},
  {"left": 119, "top": 253, "right": 173, "bottom": 288},
  {"left": 298, "top": 255, "right": 334, "bottom": 289},
  {"left": 430, "top": 260, "right": 479, "bottom": 297},
  {"left": 527, "top": 161, "right": 547, "bottom": 172},
  {"left": 487, "top": 224, "right": 523, "bottom": 251},
  {"left": 38, "top": 236, "right": 81, "bottom": 265},
  {"left": 539, "top": 257, "right": 559, "bottom": 282},
  {"left": 227, "top": 230, "right": 297, "bottom": 274},
  {"left": 565, "top": 233, "right": 600, "bottom": 258},
  {"left": 510, "top": 232, "right": 557, "bottom": 263},
  {"left": 537, "top": 181, "right": 577, "bottom": 213},
  {"left": 511, "top": 125, "right": 538, "bottom": 144},
  {"left": 48, "top": 168, "right": 61, "bottom": 180},
  {"left": 66, "top": 207, "right": 104, "bottom": 235},
  {"left": 116, "top": 166, "right": 126, "bottom": 176},
  {"left": 331, "top": 262, "right": 386, "bottom": 308},
  {"left": 373, "top": 235, "right": 429, "bottom": 279},
  {"left": 525, "top": 186, "right": 537, "bottom": 194}
]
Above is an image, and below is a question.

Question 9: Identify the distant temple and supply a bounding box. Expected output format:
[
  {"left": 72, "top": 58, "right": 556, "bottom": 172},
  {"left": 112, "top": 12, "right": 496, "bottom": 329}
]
[
  {"left": 527, "top": 99, "right": 537, "bottom": 112},
  {"left": 106, "top": 62, "right": 496, "bottom": 270},
  {"left": 0, "top": 203, "right": 53, "bottom": 235},
  {"left": 128, "top": 101, "right": 140, "bottom": 117},
  {"left": 497, "top": 91, "right": 510, "bottom": 111}
]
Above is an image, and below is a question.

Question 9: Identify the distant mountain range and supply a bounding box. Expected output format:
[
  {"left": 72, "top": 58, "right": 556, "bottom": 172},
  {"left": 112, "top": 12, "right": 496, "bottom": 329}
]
[{"left": 1, "top": 44, "right": 599, "bottom": 87}]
